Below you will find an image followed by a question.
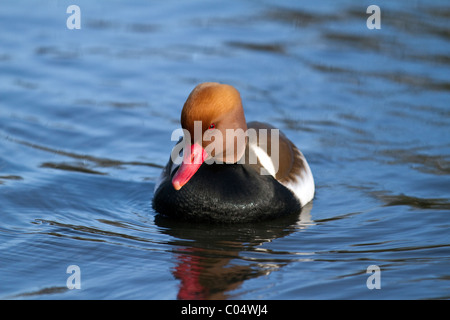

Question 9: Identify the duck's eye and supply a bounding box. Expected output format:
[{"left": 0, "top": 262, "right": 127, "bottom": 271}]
[{"left": 209, "top": 123, "right": 215, "bottom": 129}]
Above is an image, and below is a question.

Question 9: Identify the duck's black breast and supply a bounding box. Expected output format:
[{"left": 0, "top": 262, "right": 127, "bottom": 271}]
[{"left": 152, "top": 163, "right": 301, "bottom": 223}]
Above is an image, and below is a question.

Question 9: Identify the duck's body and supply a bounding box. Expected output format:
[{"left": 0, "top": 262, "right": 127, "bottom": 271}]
[{"left": 152, "top": 83, "right": 314, "bottom": 223}]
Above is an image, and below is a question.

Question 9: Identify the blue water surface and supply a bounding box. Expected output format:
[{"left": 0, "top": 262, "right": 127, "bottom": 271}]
[{"left": 0, "top": 0, "right": 449, "bottom": 299}]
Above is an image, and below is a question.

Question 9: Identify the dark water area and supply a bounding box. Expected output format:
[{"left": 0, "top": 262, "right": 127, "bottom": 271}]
[{"left": 0, "top": 1, "right": 449, "bottom": 299}]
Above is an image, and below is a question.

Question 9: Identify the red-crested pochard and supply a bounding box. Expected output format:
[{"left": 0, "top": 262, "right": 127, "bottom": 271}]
[{"left": 153, "top": 82, "right": 314, "bottom": 223}]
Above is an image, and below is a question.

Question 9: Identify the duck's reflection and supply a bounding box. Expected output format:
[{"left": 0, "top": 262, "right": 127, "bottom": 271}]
[{"left": 155, "top": 203, "right": 313, "bottom": 300}]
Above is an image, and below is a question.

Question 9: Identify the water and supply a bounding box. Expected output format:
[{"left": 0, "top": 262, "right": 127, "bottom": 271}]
[{"left": 1, "top": 0, "right": 449, "bottom": 300}]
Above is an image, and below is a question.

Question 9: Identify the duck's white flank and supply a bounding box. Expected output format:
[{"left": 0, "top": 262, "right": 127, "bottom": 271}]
[
  {"left": 250, "top": 143, "right": 315, "bottom": 207},
  {"left": 249, "top": 143, "right": 277, "bottom": 176},
  {"left": 282, "top": 151, "right": 315, "bottom": 207}
]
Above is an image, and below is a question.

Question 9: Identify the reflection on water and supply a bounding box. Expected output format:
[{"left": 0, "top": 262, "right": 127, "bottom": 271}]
[
  {"left": 0, "top": 0, "right": 449, "bottom": 299},
  {"left": 156, "top": 205, "right": 313, "bottom": 300}
]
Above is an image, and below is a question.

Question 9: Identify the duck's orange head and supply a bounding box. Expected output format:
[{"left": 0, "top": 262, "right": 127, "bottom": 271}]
[{"left": 172, "top": 82, "right": 248, "bottom": 190}]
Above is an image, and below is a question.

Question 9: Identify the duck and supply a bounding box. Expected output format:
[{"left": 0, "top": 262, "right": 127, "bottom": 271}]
[{"left": 152, "top": 82, "right": 314, "bottom": 223}]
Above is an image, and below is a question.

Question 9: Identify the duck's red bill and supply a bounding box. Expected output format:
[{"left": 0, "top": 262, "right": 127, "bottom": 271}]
[{"left": 172, "top": 143, "right": 208, "bottom": 190}]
